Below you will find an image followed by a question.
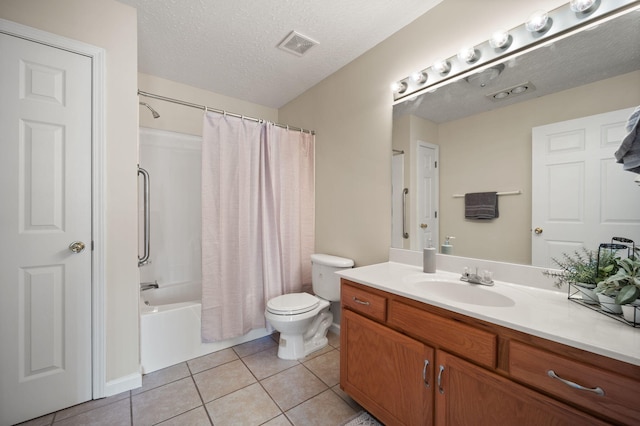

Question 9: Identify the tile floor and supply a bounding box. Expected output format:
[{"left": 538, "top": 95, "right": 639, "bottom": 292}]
[{"left": 18, "top": 332, "right": 365, "bottom": 426}]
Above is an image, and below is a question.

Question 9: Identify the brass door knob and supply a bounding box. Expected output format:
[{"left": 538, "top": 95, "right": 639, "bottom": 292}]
[
  {"left": 534, "top": 227, "right": 543, "bottom": 235},
  {"left": 68, "top": 241, "right": 86, "bottom": 253},
  {"left": 420, "top": 223, "right": 428, "bottom": 229}
]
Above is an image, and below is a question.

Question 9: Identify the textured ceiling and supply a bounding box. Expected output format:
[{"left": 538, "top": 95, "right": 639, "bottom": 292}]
[{"left": 119, "top": 0, "right": 443, "bottom": 108}]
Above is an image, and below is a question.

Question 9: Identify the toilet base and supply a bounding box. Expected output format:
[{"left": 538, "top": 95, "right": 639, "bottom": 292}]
[{"left": 276, "top": 311, "right": 333, "bottom": 360}]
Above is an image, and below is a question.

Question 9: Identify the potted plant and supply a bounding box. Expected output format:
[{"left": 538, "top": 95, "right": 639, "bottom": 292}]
[
  {"left": 597, "top": 252, "right": 640, "bottom": 322},
  {"left": 547, "top": 248, "right": 618, "bottom": 305}
]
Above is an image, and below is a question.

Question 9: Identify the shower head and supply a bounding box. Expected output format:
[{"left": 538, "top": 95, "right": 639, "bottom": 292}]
[{"left": 139, "top": 101, "right": 160, "bottom": 119}]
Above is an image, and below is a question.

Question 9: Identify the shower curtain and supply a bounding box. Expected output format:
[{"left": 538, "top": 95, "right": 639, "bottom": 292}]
[{"left": 201, "top": 113, "right": 315, "bottom": 342}]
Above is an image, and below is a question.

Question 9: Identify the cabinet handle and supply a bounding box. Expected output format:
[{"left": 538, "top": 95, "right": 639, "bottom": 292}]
[
  {"left": 547, "top": 370, "right": 605, "bottom": 396},
  {"left": 352, "top": 296, "right": 370, "bottom": 306},
  {"left": 437, "top": 365, "right": 445, "bottom": 394},
  {"left": 422, "top": 359, "right": 430, "bottom": 388}
]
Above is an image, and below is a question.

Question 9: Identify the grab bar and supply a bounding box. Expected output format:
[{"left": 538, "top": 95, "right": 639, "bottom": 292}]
[
  {"left": 138, "top": 166, "right": 150, "bottom": 266},
  {"left": 402, "top": 188, "right": 409, "bottom": 239}
]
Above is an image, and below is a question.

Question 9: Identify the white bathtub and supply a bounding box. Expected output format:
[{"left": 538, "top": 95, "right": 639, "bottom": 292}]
[{"left": 140, "top": 281, "right": 270, "bottom": 373}]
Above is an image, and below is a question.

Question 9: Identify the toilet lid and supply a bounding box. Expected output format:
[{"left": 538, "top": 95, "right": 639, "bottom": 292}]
[{"left": 267, "top": 293, "right": 320, "bottom": 315}]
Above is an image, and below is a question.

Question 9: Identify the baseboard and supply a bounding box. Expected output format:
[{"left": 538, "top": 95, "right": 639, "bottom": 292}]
[
  {"left": 104, "top": 371, "right": 142, "bottom": 397},
  {"left": 329, "top": 322, "right": 341, "bottom": 335}
]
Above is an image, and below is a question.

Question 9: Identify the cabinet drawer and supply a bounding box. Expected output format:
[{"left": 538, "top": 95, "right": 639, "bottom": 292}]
[
  {"left": 388, "top": 300, "right": 497, "bottom": 369},
  {"left": 341, "top": 283, "right": 387, "bottom": 322},
  {"left": 509, "top": 340, "right": 640, "bottom": 425}
]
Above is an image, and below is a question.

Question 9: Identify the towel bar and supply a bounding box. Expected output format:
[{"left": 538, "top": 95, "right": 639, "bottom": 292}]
[{"left": 452, "top": 190, "right": 521, "bottom": 198}]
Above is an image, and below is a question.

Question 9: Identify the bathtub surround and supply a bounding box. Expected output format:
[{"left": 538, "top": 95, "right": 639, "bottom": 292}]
[{"left": 201, "top": 113, "right": 315, "bottom": 342}]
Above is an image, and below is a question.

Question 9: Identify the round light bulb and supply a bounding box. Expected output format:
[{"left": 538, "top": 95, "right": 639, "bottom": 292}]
[
  {"left": 391, "top": 81, "right": 408, "bottom": 94},
  {"left": 526, "top": 10, "right": 550, "bottom": 32},
  {"left": 570, "top": 0, "right": 597, "bottom": 13},
  {"left": 457, "top": 47, "right": 478, "bottom": 64},
  {"left": 411, "top": 71, "right": 427, "bottom": 84},
  {"left": 432, "top": 59, "right": 451, "bottom": 75},
  {"left": 489, "top": 30, "right": 510, "bottom": 49}
]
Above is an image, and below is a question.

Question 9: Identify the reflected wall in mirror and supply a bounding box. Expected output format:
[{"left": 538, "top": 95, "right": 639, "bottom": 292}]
[{"left": 392, "top": 5, "right": 640, "bottom": 266}]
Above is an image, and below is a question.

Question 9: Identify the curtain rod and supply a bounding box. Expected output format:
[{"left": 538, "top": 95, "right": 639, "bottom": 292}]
[{"left": 137, "top": 90, "right": 315, "bottom": 135}]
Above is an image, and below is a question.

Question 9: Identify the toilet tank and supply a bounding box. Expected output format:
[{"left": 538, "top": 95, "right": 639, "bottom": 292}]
[{"left": 311, "top": 254, "right": 354, "bottom": 302}]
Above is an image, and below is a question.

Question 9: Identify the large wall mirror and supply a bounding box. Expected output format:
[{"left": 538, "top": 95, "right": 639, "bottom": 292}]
[{"left": 392, "top": 4, "right": 640, "bottom": 267}]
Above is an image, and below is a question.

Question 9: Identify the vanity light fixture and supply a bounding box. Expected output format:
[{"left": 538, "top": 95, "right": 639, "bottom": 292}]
[
  {"left": 432, "top": 59, "right": 451, "bottom": 75},
  {"left": 570, "top": 0, "right": 598, "bottom": 13},
  {"left": 411, "top": 71, "right": 428, "bottom": 84},
  {"left": 526, "top": 10, "right": 551, "bottom": 32},
  {"left": 489, "top": 29, "right": 511, "bottom": 49},
  {"left": 391, "top": 0, "right": 638, "bottom": 102},
  {"left": 457, "top": 46, "right": 479, "bottom": 64},
  {"left": 487, "top": 81, "right": 535, "bottom": 101}
]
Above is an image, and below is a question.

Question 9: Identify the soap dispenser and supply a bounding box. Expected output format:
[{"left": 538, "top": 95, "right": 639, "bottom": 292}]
[
  {"left": 423, "top": 239, "right": 436, "bottom": 273},
  {"left": 441, "top": 236, "right": 455, "bottom": 255}
]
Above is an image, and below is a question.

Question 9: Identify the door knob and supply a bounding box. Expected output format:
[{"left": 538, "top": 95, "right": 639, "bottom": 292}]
[
  {"left": 534, "top": 227, "right": 543, "bottom": 235},
  {"left": 68, "top": 241, "right": 86, "bottom": 253},
  {"left": 420, "top": 223, "right": 428, "bottom": 229}
]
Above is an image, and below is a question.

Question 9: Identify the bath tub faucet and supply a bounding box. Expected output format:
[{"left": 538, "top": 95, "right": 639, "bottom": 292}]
[{"left": 141, "top": 280, "right": 159, "bottom": 291}]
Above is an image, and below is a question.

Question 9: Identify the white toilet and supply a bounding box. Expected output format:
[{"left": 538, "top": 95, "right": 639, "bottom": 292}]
[{"left": 265, "top": 253, "right": 354, "bottom": 360}]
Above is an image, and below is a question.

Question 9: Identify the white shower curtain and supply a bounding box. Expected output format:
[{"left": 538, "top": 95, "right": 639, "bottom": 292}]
[{"left": 201, "top": 112, "right": 315, "bottom": 342}]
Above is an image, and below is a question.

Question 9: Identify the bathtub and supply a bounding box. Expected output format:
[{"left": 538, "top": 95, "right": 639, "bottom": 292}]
[{"left": 140, "top": 281, "right": 271, "bottom": 373}]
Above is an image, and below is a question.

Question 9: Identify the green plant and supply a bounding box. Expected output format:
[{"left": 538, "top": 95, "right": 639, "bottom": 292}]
[
  {"left": 597, "top": 253, "right": 640, "bottom": 305},
  {"left": 547, "top": 248, "right": 618, "bottom": 289}
]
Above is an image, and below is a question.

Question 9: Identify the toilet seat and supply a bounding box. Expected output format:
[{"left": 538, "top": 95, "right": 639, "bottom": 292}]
[{"left": 266, "top": 293, "right": 320, "bottom": 315}]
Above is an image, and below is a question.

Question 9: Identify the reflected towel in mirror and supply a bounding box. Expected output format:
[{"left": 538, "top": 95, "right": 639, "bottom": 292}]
[
  {"left": 465, "top": 192, "right": 499, "bottom": 219},
  {"left": 615, "top": 105, "right": 640, "bottom": 174}
]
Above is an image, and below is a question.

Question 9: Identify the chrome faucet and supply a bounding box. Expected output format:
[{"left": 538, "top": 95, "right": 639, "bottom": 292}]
[
  {"left": 140, "top": 280, "right": 159, "bottom": 291},
  {"left": 460, "top": 267, "right": 494, "bottom": 286}
]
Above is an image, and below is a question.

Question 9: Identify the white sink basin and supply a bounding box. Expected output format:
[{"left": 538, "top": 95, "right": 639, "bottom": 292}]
[{"left": 412, "top": 281, "right": 515, "bottom": 307}]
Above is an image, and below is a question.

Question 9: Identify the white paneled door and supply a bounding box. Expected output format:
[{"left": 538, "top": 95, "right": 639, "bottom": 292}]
[
  {"left": 0, "top": 33, "right": 92, "bottom": 425},
  {"left": 415, "top": 141, "right": 438, "bottom": 251},
  {"left": 532, "top": 108, "right": 640, "bottom": 267}
]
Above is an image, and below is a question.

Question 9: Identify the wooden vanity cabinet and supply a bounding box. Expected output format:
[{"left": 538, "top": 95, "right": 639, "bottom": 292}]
[
  {"left": 435, "top": 350, "right": 609, "bottom": 426},
  {"left": 340, "top": 279, "right": 639, "bottom": 426}
]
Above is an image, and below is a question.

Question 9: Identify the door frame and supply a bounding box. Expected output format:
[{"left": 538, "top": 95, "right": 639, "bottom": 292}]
[{"left": 0, "top": 19, "right": 107, "bottom": 398}]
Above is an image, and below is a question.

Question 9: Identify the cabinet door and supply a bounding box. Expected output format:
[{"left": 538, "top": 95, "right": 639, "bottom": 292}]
[
  {"left": 341, "top": 309, "right": 433, "bottom": 426},
  {"left": 434, "top": 351, "right": 608, "bottom": 426}
]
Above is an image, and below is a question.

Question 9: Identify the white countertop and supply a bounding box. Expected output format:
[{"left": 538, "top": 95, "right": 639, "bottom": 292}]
[{"left": 337, "top": 261, "right": 640, "bottom": 367}]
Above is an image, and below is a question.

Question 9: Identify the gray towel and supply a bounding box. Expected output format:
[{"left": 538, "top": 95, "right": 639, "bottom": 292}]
[
  {"left": 615, "top": 106, "right": 640, "bottom": 174},
  {"left": 465, "top": 192, "right": 498, "bottom": 219}
]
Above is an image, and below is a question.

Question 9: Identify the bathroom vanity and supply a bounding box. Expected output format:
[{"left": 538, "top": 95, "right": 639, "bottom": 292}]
[{"left": 338, "top": 260, "right": 640, "bottom": 426}]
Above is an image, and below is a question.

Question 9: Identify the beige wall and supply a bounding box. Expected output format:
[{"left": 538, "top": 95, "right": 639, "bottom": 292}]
[
  {"left": 439, "top": 71, "right": 640, "bottom": 264},
  {"left": 0, "top": 0, "right": 139, "bottom": 382},
  {"left": 138, "top": 73, "right": 278, "bottom": 136},
  {"left": 279, "top": 0, "right": 569, "bottom": 267}
]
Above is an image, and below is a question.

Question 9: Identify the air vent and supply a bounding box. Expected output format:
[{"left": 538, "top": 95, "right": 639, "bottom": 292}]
[
  {"left": 487, "top": 82, "right": 536, "bottom": 102},
  {"left": 278, "top": 31, "right": 318, "bottom": 57}
]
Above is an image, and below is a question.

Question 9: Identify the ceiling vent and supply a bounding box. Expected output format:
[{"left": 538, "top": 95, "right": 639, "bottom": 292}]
[{"left": 278, "top": 31, "right": 318, "bottom": 57}]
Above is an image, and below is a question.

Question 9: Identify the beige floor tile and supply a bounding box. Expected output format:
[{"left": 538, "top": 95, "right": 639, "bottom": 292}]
[
  {"left": 53, "top": 398, "right": 131, "bottom": 426},
  {"left": 156, "top": 406, "right": 211, "bottom": 426},
  {"left": 261, "top": 364, "right": 328, "bottom": 411},
  {"left": 16, "top": 413, "right": 54, "bottom": 426},
  {"left": 242, "top": 346, "right": 299, "bottom": 380},
  {"left": 132, "top": 362, "right": 191, "bottom": 395},
  {"left": 132, "top": 377, "right": 202, "bottom": 426},
  {"left": 331, "top": 385, "right": 362, "bottom": 411},
  {"left": 285, "top": 389, "right": 357, "bottom": 426},
  {"left": 263, "top": 414, "right": 293, "bottom": 426},
  {"left": 53, "top": 391, "right": 130, "bottom": 422},
  {"left": 303, "top": 349, "right": 340, "bottom": 387},
  {"left": 187, "top": 348, "right": 238, "bottom": 374},
  {"left": 193, "top": 359, "right": 256, "bottom": 402},
  {"left": 327, "top": 331, "right": 340, "bottom": 349},
  {"left": 205, "top": 383, "right": 281, "bottom": 426},
  {"left": 233, "top": 335, "right": 278, "bottom": 358}
]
